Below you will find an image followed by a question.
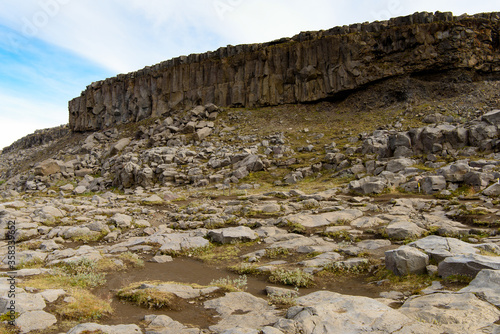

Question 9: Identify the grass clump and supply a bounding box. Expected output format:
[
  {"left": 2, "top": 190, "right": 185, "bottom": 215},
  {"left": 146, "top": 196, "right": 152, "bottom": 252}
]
[
  {"left": 210, "top": 275, "right": 248, "bottom": 292},
  {"left": 230, "top": 263, "right": 261, "bottom": 275},
  {"left": 54, "top": 289, "right": 112, "bottom": 321},
  {"left": 265, "top": 247, "right": 290, "bottom": 259},
  {"left": 269, "top": 268, "right": 314, "bottom": 288},
  {"left": 370, "top": 269, "right": 435, "bottom": 294},
  {"left": 322, "top": 260, "right": 371, "bottom": 276},
  {"left": 58, "top": 258, "right": 107, "bottom": 288},
  {"left": 118, "top": 252, "right": 145, "bottom": 268},
  {"left": 117, "top": 283, "right": 180, "bottom": 310},
  {"left": 284, "top": 221, "right": 306, "bottom": 234},
  {"left": 268, "top": 288, "right": 299, "bottom": 308}
]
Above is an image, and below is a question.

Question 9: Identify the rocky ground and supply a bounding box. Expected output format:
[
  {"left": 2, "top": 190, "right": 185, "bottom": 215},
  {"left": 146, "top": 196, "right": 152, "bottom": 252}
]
[{"left": 2, "top": 72, "right": 500, "bottom": 333}]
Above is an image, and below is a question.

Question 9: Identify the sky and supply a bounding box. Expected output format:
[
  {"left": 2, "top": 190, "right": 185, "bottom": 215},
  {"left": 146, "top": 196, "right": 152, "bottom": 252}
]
[{"left": 0, "top": 1, "right": 499, "bottom": 150}]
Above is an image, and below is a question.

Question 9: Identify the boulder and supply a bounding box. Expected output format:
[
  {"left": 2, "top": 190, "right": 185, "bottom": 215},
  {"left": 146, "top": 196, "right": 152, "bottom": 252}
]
[
  {"left": 483, "top": 183, "right": 500, "bottom": 196},
  {"left": 409, "top": 235, "right": 480, "bottom": 262},
  {"left": 438, "top": 254, "right": 500, "bottom": 278},
  {"left": 400, "top": 292, "right": 500, "bottom": 333},
  {"left": 233, "top": 154, "right": 264, "bottom": 172},
  {"left": 437, "top": 162, "right": 470, "bottom": 182},
  {"left": 110, "top": 138, "right": 131, "bottom": 155},
  {"left": 421, "top": 175, "right": 446, "bottom": 194},
  {"left": 208, "top": 226, "right": 258, "bottom": 244},
  {"left": 195, "top": 127, "right": 212, "bottom": 141},
  {"left": 482, "top": 109, "right": 500, "bottom": 125},
  {"left": 15, "top": 310, "right": 57, "bottom": 334},
  {"left": 73, "top": 185, "right": 88, "bottom": 194},
  {"left": 110, "top": 213, "right": 133, "bottom": 228},
  {"left": 137, "top": 282, "right": 218, "bottom": 299},
  {"left": 385, "top": 246, "right": 429, "bottom": 276},
  {"left": 34, "top": 159, "right": 61, "bottom": 176},
  {"left": 144, "top": 314, "right": 200, "bottom": 333},
  {"left": 0, "top": 293, "right": 46, "bottom": 314},
  {"left": 204, "top": 292, "right": 280, "bottom": 332},
  {"left": 385, "top": 158, "right": 415, "bottom": 173},
  {"left": 67, "top": 323, "right": 142, "bottom": 334},
  {"left": 284, "top": 210, "right": 363, "bottom": 228},
  {"left": 385, "top": 220, "right": 426, "bottom": 240},
  {"left": 274, "top": 291, "right": 439, "bottom": 333},
  {"left": 459, "top": 269, "right": 500, "bottom": 307},
  {"left": 349, "top": 176, "right": 386, "bottom": 194}
]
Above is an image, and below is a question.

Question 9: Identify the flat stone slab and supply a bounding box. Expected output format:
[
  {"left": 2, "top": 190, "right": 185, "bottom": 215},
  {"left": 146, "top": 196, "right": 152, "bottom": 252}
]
[
  {"left": 460, "top": 269, "right": 500, "bottom": 307},
  {"left": 15, "top": 310, "right": 57, "bottom": 334},
  {"left": 400, "top": 292, "right": 500, "bottom": 333},
  {"left": 67, "top": 323, "right": 142, "bottom": 334},
  {"left": 208, "top": 226, "right": 258, "bottom": 244},
  {"left": 138, "top": 282, "right": 219, "bottom": 299},
  {"left": 438, "top": 254, "right": 500, "bottom": 278},
  {"left": 409, "top": 235, "right": 480, "bottom": 262},
  {"left": 0, "top": 293, "right": 46, "bottom": 314},
  {"left": 283, "top": 209, "right": 363, "bottom": 228},
  {"left": 274, "top": 291, "right": 440, "bottom": 333},
  {"left": 204, "top": 292, "right": 280, "bottom": 332}
]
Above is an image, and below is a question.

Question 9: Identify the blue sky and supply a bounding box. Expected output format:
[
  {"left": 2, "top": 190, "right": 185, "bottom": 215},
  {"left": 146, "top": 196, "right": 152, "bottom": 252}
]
[{"left": 0, "top": 0, "right": 499, "bottom": 149}]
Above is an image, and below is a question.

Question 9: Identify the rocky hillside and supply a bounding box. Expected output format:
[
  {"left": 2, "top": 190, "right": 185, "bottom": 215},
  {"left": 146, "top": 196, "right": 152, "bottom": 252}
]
[{"left": 2, "top": 11, "right": 500, "bottom": 334}]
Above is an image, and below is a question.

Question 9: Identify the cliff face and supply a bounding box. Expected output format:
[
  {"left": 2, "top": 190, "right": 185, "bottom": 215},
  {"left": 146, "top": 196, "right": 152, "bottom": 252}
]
[{"left": 69, "top": 11, "right": 500, "bottom": 132}]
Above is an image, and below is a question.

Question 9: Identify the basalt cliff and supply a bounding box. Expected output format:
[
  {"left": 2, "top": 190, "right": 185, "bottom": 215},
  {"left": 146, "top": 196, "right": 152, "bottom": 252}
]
[{"left": 69, "top": 11, "right": 500, "bottom": 132}]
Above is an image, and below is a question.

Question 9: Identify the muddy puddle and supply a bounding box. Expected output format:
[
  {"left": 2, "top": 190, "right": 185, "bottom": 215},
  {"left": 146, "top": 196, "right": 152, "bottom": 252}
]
[{"left": 92, "top": 257, "right": 384, "bottom": 329}]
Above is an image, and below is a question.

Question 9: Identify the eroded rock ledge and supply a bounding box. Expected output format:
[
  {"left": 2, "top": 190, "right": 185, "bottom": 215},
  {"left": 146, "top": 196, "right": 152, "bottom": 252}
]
[{"left": 69, "top": 11, "right": 500, "bottom": 132}]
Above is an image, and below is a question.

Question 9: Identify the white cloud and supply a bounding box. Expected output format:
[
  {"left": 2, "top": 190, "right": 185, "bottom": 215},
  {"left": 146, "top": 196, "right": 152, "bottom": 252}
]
[
  {"left": 1, "top": 0, "right": 499, "bottom": 74},
  {"left": 0, "top": 93, "right": 66, "bottom": 149}
]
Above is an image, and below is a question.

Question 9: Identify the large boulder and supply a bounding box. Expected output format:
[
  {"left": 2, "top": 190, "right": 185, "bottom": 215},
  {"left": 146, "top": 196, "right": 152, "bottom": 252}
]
[
  {"left": 0, "top": 293, "right": 46, "bottom": 314},
  {"left": 438, "top": 254, "right": 500, "bottom": 278},
  {"left": 409, "top": 235, "right": 480, "bottom": 262},
  {"left": 284, "top": 210, "right": 363, "bottom": 228},
  {"left": 421, "top": 176, "right": 446, "bottom": 194},
  {"left": 208, "top": 226, "right": 258, "bottom": 244},
  {"left": 385, "top": 158, "right": 415, "bottom": 173},
  {"left": 67, "top": 323, "right": 142, "bottom": 334},
  {"left": 400, "top": 292, "right": 500, "bottom": 333},
  {"left": 437, "top": 162, "right": 470, "bottom": 182},
  {"left": 348, "top": 176, "right": 386, "bottom": 195},
  {"left": 385, "top": 220, "right": 426, "bottom": 240},
  {"left": 273, "top": 291, "right": 440, "bottom": 333},
  {"left": 110, "top": 138, "right": 131, "bottom": 156},
  {"left": 144, "top": 314, "right": 200, "bottom": 334},
  {"left": 15, "top": 310, "right": 57, "bottom": 334},
  {"left": 460, "top": 269, "right": 500, "bottom": 307},
  {"left": 233, "top": 155, "right": 264, "bottom": 172},
  {"left": 483, "top": 183, "right": 500, "bottom": 196},
  {"left": 34, "top": 159, "right": 61, "bottom": 176},
  {"left": 385, "top": 246, "right": 429, "bottom": 276},
  {"left": 482, "top": 109, "right": 500, "bottom": 125},
  {"left": 204, "top": 292, "right": 280, "bottom": 332}
]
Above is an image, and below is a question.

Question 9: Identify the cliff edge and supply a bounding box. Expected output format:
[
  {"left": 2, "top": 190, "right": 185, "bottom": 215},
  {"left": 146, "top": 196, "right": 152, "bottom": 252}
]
[{"left": 69, "top": 11, "right": 500, "bottom": 132}]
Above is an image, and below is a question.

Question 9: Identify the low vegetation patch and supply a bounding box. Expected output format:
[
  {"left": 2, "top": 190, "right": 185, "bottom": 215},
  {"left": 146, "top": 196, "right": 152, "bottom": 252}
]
[
  {"left": 54, "top": 288, "right": 112, "bottom": 321},
  {"left": 210, "top": 275, "right": 248, "bottom": 292},
  {"left": 229, "top": 263, "right": 261, "bottom": 275},
  {"left": 117, "top": 286, "right": 180, "bottom": 310},
  {"left": 370, "top": 268, "right": 436, "bottom": 294},
  {"left": 268, "top": 288, "right": 299, "bottom": 308},
  {"left": 265, "top": 247, "right": 290, "bottom": 259},
  {"left": 21, "top": 258, "right": 106, "bottom": 290},
  {"left": 322, "top": 260, "right": 371, "bottom": 276},
  {"left": 118, "top": 251, "right": 145, "bottom": 268},
  {"left": 269, "top": 268, "right": 314, "bottom": 288}
]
